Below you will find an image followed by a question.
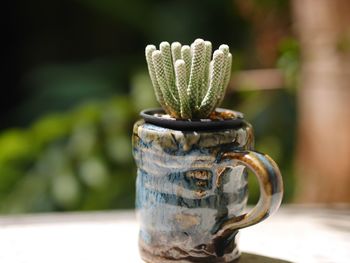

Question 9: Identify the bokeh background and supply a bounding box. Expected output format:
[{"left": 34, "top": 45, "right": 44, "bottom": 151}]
[{"left": 2, "top": 0, "right": 349, "bottom": 214}]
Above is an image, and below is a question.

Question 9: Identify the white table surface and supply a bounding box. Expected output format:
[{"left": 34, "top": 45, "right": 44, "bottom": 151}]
[{"left": 0, "top": 205, "right": 349, "bottom": 263}]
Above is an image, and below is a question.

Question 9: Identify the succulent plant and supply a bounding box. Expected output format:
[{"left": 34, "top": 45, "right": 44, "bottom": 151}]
[{"left": 145, "top": 38, "right": 232, "bottom": 119}]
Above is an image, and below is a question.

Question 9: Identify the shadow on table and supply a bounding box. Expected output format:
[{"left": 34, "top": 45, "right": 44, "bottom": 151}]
[{"left": 238, "top": 252, "right": 293, "bottom": 263}]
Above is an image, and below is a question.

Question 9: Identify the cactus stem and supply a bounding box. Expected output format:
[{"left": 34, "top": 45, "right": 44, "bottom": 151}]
[{"left": 175, "top": 60, "right": 192, "bottom": 119}]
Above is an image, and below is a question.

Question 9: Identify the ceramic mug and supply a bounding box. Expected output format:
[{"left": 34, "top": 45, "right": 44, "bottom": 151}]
[{"left": 132, "top": 111, "right": 283, "bottom": 263}]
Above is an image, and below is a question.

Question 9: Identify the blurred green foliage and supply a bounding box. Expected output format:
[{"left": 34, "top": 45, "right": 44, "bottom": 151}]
[
  {"left": 0, "top": 97, "right": 141, "bottom": 213},
  {"left": 0, "top": 71, "right": 297, "bottom": 213},
  {"left": 2, "top": 0, "right": 297, "bottom": 213},
  {"left": 277, "top": 38, "right": 300, "bottom": 88},
  {"left": 235, "top": 89, "right": 297, "bottom": 204}
]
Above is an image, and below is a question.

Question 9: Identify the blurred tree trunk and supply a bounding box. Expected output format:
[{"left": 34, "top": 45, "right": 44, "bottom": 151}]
[{"left": 293, "top": 0, "right": 350, "bottom": 202}]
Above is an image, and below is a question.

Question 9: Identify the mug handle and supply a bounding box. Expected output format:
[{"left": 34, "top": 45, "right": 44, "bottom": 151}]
[{"left": 214, "top": 150, "right": 283, "bottom": 236}]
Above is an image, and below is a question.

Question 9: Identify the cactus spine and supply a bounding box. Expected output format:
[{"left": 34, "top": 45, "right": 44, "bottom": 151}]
[{"left": 145, "top": 39, "right": 232, "bottom": 119}]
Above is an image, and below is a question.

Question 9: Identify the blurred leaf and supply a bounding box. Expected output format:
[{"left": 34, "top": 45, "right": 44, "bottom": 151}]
[
  {"left": 0, "top": 172, "right": 50, "bottom": 213},
  {"left": 0, "top": 166, "right": 23, "bottom": 194},
  {"left": 79, "top": 157, "right": 109, "bottom": 189},
  {"left": 277, "top": 38, "right": 300, "bottom": 89},
  {"left": 256, "top": 136, "right": 282, "bottom": 163},
  {"left": 31, "top": 113, "right": 70, "bottom": 147},
  {"left": 130, "top": 71, "right": 158, "bottom": 112},
  {"left": 0, "top": 130, "right": 35, "bottom": 164},
  {"left": 67, "top": 123, "right": 97, "bottom": 160},
  {"left": 105, "top": 135, "right": 132, "bottom": 164},
  {"left": 51, "top": 170, "right": 81, "bottom": 209},
  {"left": 101, "top": 97, "right": 134, "bottom": 135}
]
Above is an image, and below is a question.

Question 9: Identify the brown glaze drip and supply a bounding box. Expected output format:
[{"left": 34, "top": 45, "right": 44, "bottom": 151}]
[{"left": 139, "top": 238, "right": 240, "bottom": 263}]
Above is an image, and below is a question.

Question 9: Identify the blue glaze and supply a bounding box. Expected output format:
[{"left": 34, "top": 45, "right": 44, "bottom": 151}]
[{"left": 132, "top": 120, "right": 283, "bottom": 263}]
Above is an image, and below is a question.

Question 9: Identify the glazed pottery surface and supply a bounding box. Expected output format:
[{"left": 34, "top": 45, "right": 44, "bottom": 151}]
[{"left": 132, "top": 117, "right": 283, "bottom": 263}]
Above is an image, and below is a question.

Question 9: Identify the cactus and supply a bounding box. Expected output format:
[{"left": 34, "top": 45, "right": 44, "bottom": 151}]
[{"left": 145, "top": 39, "right": 232, "bottom": 119}]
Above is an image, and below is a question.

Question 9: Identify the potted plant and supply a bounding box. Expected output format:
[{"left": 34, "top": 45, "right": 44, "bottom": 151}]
[{"left": 132, "top": 39, "right": 283, "bottom": 263}]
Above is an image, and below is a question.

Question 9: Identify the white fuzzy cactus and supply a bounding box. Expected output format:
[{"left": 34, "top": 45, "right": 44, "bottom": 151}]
[{"left": 145, "top": 38, "right": 232, "bottom": 119}]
